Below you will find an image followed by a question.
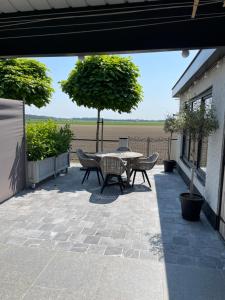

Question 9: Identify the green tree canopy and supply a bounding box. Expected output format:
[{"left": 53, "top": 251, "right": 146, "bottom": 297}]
[
  {"left": 0, "top": 58, "right": 54, "bottom": 108},
  {"left": 61, "top": 55, "right": 143, "bottom": 151}
]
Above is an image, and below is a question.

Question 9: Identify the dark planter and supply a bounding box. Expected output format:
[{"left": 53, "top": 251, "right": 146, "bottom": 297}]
[
  {"left": 163, "top": 160, "right": 176, "bottom": 172},
  {"left": 180, "top": 192, "right": 204, "bottom": 221}
]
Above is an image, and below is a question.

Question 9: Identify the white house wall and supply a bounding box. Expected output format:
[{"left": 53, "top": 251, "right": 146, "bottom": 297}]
[{"left": 176, "top": 57, "right": 225, "bottom": 214}]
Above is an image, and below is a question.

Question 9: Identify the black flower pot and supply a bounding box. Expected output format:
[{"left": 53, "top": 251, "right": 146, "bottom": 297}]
[
  {"left": 163, "top": 160, "right": 176, "bottom": 172},
  {"left": 180, "top": 193, "right": 204, "bottom": 221}
]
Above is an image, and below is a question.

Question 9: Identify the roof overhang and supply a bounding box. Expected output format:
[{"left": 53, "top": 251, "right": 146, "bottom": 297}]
[
  {"left": 1, "top": 1, "right": 225, "bottom": 57},
  {"left": 172, "top": 47, "right": 225, "bottom": 97}
]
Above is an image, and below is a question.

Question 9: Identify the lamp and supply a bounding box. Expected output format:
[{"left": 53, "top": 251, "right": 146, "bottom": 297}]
[{"left": 181, "top": 50, "right": 190, "bottom": 58}]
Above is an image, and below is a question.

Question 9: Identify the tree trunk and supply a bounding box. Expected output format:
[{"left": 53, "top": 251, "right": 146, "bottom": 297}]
[
  {"left": 96, "top": 109, "right": 101, "bottom": 153},
  {"left": 190, "top": 139, "right": 196, "bottom": 197}
]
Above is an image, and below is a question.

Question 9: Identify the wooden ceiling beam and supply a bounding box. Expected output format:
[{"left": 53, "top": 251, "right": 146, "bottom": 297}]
[{"left": 191, "top": 0, "right": 200, "bottom": 18}]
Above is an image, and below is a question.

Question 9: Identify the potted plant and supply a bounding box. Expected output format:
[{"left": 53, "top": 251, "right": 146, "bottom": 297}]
[
  {"left": 163, "top": 114, "right": 177, "bottom": 172},
  {"left": 26, "top": 120, "right": 73, "bottom": 188},
  {"left": 177, "top": 102, "right": 218, "bottom": 221}
]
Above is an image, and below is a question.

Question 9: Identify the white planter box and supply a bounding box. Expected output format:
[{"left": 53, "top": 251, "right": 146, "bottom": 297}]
[
  {"left": 55, "top": 152, "right": 70, "bottom": 174},
  {"left": 27, "top": 156, "right": 55, "bottom": 188}
]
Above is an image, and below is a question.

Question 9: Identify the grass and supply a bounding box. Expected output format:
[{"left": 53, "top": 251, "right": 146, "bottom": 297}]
[{"left": 26, "top": 119, "right": 164, "bottom": 126}]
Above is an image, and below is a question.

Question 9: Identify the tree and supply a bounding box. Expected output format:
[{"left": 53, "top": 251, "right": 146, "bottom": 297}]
[
  {"left": 164, "top": 114, "right": 178, "bottom": 161},
  {"left": 176, "top": 102, "right": 218, "bottom": 196},
  {"left": 60, "top": 55, "right": 143, "bottom": 152},
  {"left": 0, "top": 58, "right": 54, "bottom": 108}
]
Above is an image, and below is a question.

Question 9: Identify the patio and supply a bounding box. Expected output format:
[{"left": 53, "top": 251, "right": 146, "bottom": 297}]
[{"left": 0, "top": 164, "right": 225, "bottom": 299}]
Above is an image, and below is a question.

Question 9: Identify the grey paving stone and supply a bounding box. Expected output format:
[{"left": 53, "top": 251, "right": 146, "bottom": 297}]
[
  {"left": 99, "top": 237, "right": 117, "bottom": 247},
  {"left": 104, "top": 247, "right": 123, "bottom": 256},
  {"left": 23, "top": 286, "right": 62, "bottom": 300},
  {"left": 132, "top": 240, "right": 149, "bottom": 250},
  {"left": 53, "top": 224, "right": 69, "bottom": 233},
  {"left": 111, "top": 230, "right": 126, "bottom": 239},
  {"left": 82, "top": 227, "right": 97, "bottom": 235},
  {"left": 139, "top": 250, "right": 159, "bottom": 261},
  {"left": 55, "top": 241, "right": 73, "bottom": 251},
  {"left": 87, "top": 245, "right": 106, "bottom": 255},
  {"left": 40, "top": 231, "right": 58, "bottom": 240},
  {"left": 0, "top": 245, "right": 55, "bottom": 285},
  {"left": 39, "top": 223, "right": 55, "bottom": 231},
  {"left": 57, "top": 289, "right": 87, "bottom": 300},
  {"left": 23, "top": 239, "right": 43, "bottom": 248},
  {"left": 84, "top": 235, "right": 100, "bottom": 245},
  {"left": 5, "top": 236, "right": 28, "bottom": 246},
  {"left": 173, "top": 236, "right": 189, "bottom": 246},
  {"left": 35, "top": 252, "right": 105, "bottom": 292},
  {"left": 123, "top": 248, "right": 140, "bottom": 259},
  {"left": 163, "top": 263, "right": 225, "bottom": 300},
  {"left": 0, "top": 281, "right": 29, "bottom": 300},
  {"left": 53, "top": 232, "right": 70, "bottom": 242},
  {"left": 95, "top": 229, "right": 112, "bottom": 238},
  {"left": 94, "top": 256, "right": 163, "bottom": 300}
]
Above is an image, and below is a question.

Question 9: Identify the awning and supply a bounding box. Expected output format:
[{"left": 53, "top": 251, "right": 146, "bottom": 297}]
[{"left": 0, "top": 0, "right": 225, "bottom": 57}]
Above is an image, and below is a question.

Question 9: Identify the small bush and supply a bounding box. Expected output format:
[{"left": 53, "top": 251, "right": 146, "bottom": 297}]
[{"left": 26, "top": 120, "right": 73, "bottom": 161}]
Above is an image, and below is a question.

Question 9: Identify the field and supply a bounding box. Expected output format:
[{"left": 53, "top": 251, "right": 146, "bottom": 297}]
[
  {"left": 26, "top": 118, "right": 164, "bottom": 127},
  {"left": 70, "top": 124, "right": 167, "bottom": 139}
]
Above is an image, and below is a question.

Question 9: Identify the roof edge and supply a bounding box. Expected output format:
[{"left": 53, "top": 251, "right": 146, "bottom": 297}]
[{"left": 172, "top": 48, "right": 225, "bottom": 98}]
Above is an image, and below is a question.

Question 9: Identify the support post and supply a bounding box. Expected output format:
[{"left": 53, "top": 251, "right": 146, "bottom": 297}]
[
  {"left": 147, "top": 137, "right": 150, "bottom": 157},
  {"left": 101, "top": 118, "right": 104, "bottom": 152}
]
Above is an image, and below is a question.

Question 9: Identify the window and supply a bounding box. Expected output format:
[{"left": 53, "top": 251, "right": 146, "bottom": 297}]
[{"left": 181, "top": 89, "right": 212, "bottom": 180}]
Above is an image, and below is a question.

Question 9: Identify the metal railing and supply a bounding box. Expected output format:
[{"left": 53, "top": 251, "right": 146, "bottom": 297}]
[{"left": 70, "top": 137, "right": 178, "bottom": 164}]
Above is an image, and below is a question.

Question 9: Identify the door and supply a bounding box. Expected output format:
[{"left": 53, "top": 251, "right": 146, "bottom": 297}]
[{"left": 0, "top": 98, "right": 26, "bottom": 203}]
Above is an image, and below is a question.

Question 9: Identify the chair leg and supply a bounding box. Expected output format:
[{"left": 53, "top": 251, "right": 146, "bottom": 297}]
[
  {"left": 130, "top": 170, "right": 134, "bottom": 178},
  {"left": 101, "top": 175, "right": 109, "bottom": 193},
  {"left": 82, "top": 169, "right": 88, "bottom": 184},
  {"left": 96, "top": 169, "right": 101, "bottom": 185},
  {"left": 87, "top": 170, "right": 90, "bottom": 180},
  {"left": 144, "top": 170, "right": 151, "bottom": 188},
  {"left": 132, "top": 170, "right": 137, "bottom": 187},
  {"left": 142, "top": 171, "right": 145, "bottom": 182},
  {"left": 99, "top": 169, "right": 104, "bottom": 181},
  {"left": 118, "top": 176, "right": 124, "bottom": 194}
]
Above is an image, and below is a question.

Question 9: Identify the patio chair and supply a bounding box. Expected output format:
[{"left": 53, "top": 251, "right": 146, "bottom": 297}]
[
  {"left": 131, "top": 152, "right": 159, "bottom": 188},
  {"left": 100, "top": 156, "right": 127, "bottom": 194},
  {"left": 76, "top": 149, "right": 104, "bottom": 185}
]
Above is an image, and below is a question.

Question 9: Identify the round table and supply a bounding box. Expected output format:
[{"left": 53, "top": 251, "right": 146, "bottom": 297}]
[{"left": 95, "top": 151, "right": 143, "bottom": 185}]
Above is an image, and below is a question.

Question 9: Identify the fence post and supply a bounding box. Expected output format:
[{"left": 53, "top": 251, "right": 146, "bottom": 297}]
[
  {"left": 101, "top": 118, "right": 104, "bottom": 152},
  {"left": 146, "top": 137, "right": 150, "bottom": 157}
]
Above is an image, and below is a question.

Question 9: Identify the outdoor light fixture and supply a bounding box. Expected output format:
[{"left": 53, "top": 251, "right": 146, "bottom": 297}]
[{"left": 181, "top": 50, "right": 190, "bottom": 58}]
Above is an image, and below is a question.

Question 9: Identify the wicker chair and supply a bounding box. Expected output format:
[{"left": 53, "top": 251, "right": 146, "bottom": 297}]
[
  {"left": 131, "top": 152, "right": 159, "bottom": 188},
  {"left": 76, "top": 149, "right": 104, "bottom": 185},
  {"left": 100, "top": 156, "right": 127, "bottom": 194}
]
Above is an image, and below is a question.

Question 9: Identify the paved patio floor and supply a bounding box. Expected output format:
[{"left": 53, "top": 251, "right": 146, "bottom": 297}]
[{"left": 0, "top": 164, "right": 225, "bottom": 299}]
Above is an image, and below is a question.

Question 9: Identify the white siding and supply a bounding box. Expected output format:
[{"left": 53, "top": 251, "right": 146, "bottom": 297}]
[{"left": 175, "top": 57, "right": 225, "bottom": 214}]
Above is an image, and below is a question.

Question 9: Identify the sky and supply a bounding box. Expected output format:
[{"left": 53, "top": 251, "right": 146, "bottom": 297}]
[{"left": 26, "top": 50, "right": 198, "bottom": 120}]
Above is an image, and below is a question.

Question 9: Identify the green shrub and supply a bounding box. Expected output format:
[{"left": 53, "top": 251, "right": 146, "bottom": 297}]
[
  {"left": 55, "top": 124, "right": 74, "bottom": 155},
  {"left": 26, "top": 120, "right": 73, "bottom": 161}
]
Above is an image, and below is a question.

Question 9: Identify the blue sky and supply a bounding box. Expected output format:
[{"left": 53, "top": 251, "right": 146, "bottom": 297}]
[{"left": 26, "top": 51, "right": 197, "bottom": 120}]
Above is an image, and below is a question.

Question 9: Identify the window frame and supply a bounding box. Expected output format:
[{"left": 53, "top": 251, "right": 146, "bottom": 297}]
[{"left": 181, "top": 88, "right": 212, "bottom": 184}]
